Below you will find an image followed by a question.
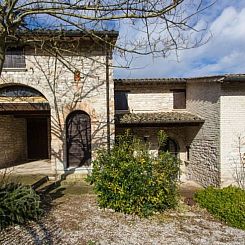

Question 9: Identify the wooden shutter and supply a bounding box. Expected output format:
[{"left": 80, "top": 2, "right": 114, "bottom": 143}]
[
  {"left": 173, "top": 90, "right": 186, "bottom": 109},
  {"left": 3, "top": 48, "right": 26, "bottom": 68}
]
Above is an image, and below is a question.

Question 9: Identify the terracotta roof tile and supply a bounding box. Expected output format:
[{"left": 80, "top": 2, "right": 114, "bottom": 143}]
[
  {"left": 114, "top": 74, "right": 245, "bottom": 84},
  {"left": 115, "top": 112, "right": 204, "bottom": 125}
]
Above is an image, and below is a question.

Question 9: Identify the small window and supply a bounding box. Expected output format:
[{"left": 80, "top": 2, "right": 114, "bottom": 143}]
[
  {"left": 173, "top": 89, "right": 186, "bottom": 109},
  {"left": 115, "top": 91, "right": 129, "bottom": 111},
  {"left": 3, "top": 47, "right": 26, "bottom": 69},
  {"left": 159, "top": 138, "right": 179, "bottom": 158}
]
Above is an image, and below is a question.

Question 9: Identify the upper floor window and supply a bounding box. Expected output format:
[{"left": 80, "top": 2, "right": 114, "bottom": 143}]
[
  {"left": 115, "top": 91, "right": 129, "bottom": 111},
  {"left": 3, "top": 47, "right": 26, "bottom": 69},
  {"left": 173, "top": 89, "right": 186, "bottom": 109}
]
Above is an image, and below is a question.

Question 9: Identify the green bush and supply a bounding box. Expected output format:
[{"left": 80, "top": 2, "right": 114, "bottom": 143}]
[
  {"left": 87, "top": 132, "right": 180, "bottom": 217},
  {"left": 194, "top": 186, "right": 245, "bottom": 230},
  {"left": 0, "top": 182, "right": 42, "bottom": 229}
]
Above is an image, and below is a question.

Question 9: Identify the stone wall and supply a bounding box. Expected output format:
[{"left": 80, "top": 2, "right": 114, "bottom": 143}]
[
  {"left": 220, "top": 83, "right": 245, "bottom": 186},
  {"left": 186, "top": 81, "right": 221, "bottom": 186},
  {"left": 115, "top": 83, "right": 186, "bottom": 113},
  {"left": 0, "top": 46, "right": 114, "bottom": 174},
  {"left": 127, "top": 92, "right": 173, "bottom": 113},
  {"left": 0, "top": 115, "right": 27, "bottom": 168}
]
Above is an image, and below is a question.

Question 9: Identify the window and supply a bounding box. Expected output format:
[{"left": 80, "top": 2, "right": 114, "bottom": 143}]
[
  {"left": 3, "top": 47, "right": 26, "bottom": 69},
  {"left": 115, "top": 91, "right": 129, "bottom": 111},
  {"left": 159, "top": 138, "right": 179, "bottom": 158},
  {"left": 173, "top": 89, "right": 186, "bottom": 109}
]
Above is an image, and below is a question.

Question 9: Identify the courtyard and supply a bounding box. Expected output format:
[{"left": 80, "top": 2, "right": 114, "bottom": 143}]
[{"left": 0, "top": 179, "right": 244, "bottom": 245}]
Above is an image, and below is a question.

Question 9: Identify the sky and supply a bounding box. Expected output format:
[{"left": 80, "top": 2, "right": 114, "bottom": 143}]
[{"left": 114, "top": 0, "right": 245, "bottom": 79}]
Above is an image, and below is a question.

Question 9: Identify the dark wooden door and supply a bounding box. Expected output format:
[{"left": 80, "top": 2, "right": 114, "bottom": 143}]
[
  {"left": 66, "top": 111, "right": 91, "bottom": 168},
  {"left": 27, "top": 118, "right": 49, "bottom": 159}
]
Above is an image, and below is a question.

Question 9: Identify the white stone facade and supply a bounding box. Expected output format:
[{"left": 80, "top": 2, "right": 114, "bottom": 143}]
[
  {"left": 0, "top": 33, "right": 116, "bottom": 175},
  {"left": 127, "top": 92, "right": 173, "bottom": 113},
  {"left": 220, "top": 83, "right": 245, "bottom": 187}
]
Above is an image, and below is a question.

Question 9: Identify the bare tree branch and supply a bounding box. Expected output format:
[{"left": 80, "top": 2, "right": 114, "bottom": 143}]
[{"left": 0, "top": 0, "right": 216, "bottom": 74}]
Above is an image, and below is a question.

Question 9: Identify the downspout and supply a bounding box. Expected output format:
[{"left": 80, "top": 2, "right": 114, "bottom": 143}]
[
  {"left": 0, "top": 34, "right": 6, "bottom": 75},
  {"left": 105, "top": 37, "right": 110, "bottom": 152}
]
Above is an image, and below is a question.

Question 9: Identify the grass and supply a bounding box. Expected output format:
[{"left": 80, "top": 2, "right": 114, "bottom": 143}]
[
  {"left": 194, "top": 186, "right": 245, "bottom": 230},
  {"left": 61, "top": 180, "right": 94, "bottom": 196}
]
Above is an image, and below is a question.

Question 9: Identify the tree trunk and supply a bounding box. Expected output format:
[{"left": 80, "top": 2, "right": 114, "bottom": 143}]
[{"left": 0, "top": 33, "right": 6, "bottom": 76}]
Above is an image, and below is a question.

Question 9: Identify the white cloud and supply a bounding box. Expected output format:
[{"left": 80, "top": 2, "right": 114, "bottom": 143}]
[{"left": 115, "top": 2, "right": 245, "bottom": 78}]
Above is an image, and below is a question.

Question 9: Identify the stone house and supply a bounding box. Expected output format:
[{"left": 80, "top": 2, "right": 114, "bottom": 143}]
[
  {"left": 114, "top": 76, "right": 245, "bottom": 187},
  {"left": 0, "top": 30, "right": 118, "bottom": 176},
  {"left": 0, "top": 30, "right": 244, "bottom": 187}
]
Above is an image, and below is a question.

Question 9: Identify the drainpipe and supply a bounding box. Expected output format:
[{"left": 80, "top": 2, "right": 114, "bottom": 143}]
[{"left": 105, "top": 36, "right": 110, "bottom": 152}]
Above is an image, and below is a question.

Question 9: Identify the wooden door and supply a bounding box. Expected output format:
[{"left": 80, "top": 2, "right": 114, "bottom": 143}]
[
  {"left": 27, "top": 118, "right": 49, "bottom": 159},
  {"left": 66, "top": 111, "right": 91, "bottom": 168}
]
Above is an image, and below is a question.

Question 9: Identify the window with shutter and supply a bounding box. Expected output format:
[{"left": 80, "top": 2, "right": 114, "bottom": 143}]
[
  {"left": 173, "top": 89, "right": 186, "bottom": 109},
  {"left": 3, "top": 47, "right": 26, "bottom": 69}
]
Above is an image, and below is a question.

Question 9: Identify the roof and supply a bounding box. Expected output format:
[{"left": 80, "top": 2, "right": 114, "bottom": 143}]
[
  {"left": 7, "top": 29, "right": 119, "bottom": 46},
  {"left": 114, "top": 74, "right": 245, "bottom": 85},
  {"left": 115, "top": 112, "right": 204, "bottom": 125},
  {"left": 115, "top": 78, "right": 186, "bottom": 85},
  {"left": 16, "top": 29, "right": 119, "bottom": 38}
]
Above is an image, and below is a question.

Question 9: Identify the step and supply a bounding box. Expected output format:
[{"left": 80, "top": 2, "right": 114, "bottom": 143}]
[{"left": 31, "top": 176, "right": 49, "bottom": 190}]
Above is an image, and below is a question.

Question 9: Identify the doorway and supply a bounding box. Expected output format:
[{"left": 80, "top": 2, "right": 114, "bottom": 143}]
[
  {"left": 66, "top": 111, "right": 91, "bottom": 168},
  {"left": 27, "top": 118, "right": 49, "bottom": 160}
]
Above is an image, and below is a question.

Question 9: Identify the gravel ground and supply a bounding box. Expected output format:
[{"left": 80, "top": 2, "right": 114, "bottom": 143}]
[{"left": 0, "top": 192, "right": 245, "bottom": 245}]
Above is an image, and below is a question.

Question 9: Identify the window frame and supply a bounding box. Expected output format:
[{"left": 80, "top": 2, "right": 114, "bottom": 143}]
[
  {"left": 159, "top": 138, "right": 180, "bottom": 158},
  {"left": 172, "top": 89, "right": 186, "bottom": 109},
  {"left": 3, "top": 47, "right": 26, "bottom": 70},
  {"left": 114, "top": 90, "right": 129, "bottom": 112}
]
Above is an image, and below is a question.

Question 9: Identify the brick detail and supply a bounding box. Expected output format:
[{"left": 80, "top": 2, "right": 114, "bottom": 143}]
[{"left": 0, "top": 115, "right": 27, "bottom": 168}]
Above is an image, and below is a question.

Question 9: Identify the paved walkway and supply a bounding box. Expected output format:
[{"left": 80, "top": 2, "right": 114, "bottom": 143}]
[{"left": 0, "top": 159, "right": 54, "bottom": 176}]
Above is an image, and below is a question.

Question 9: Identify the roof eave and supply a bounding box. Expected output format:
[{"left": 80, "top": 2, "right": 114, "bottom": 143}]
[{"left": 116, "top": 120, "right": 204, "bottom": 127}]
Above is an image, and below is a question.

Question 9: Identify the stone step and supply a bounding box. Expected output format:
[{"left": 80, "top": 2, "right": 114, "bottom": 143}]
[
  {"left": 31, "top": 175, "right": 49, "bottom": 190},
  {"left": 36, "top": 180, "right": 61, "bottom": 195}
]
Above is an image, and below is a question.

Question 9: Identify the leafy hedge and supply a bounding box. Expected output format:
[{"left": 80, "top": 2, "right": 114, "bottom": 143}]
[
  {"left": 87, "top": 132, "right": 180, "bottom": 217},
  {"left": 0, "top": 182, "right": 42, "bottom": 229},
  {"left": 194, "top": 186, "right": 245, "bottom": 230}
]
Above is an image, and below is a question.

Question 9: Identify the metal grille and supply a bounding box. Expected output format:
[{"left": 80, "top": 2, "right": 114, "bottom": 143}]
[{"left": 66, "top": 111, "right": 91, "bottom": 168}]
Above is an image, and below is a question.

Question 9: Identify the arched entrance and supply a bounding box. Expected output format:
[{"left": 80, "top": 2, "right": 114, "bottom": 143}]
[
  {"left": 0, "top": 84, "right": 51, "bottom": 168},
  {"left": 159, "top": 138, "right": 179, "bottom": 157},
  {"left": 66, "top": 110, "right": 91, "bottom": 168}
]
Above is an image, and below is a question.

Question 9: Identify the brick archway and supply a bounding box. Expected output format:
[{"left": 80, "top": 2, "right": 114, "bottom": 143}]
[{"left": 0, "top": 84, "right": 51, "bottom": 168}]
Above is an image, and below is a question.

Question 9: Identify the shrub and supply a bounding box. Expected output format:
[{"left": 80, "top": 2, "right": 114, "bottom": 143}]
[
  {"left": 194, "top": 186, "right": 245, "bottom": 230},
  {"left": 0, "top": 182, "right": 42, "bottom": 229},
  {"left": 87, "top": 132, "right": 180, "bottom": 217}
]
